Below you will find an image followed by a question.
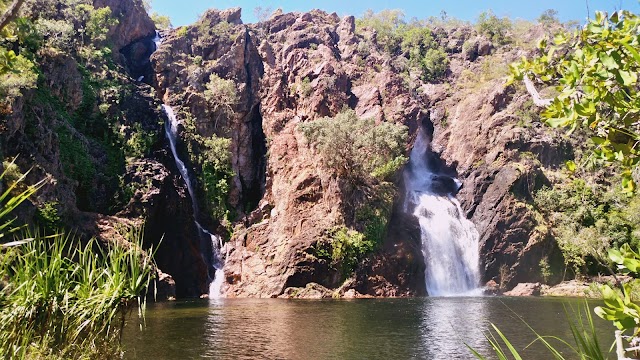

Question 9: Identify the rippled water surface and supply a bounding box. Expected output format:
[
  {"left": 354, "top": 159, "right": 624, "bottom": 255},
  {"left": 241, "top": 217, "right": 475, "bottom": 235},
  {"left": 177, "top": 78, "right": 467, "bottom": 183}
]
[{"left": 122, "top": 297, "right": 612, "bottom": 359}]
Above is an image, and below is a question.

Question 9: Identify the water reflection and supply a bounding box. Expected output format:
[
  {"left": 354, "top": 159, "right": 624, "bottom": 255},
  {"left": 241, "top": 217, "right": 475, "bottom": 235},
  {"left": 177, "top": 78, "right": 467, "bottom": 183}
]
[
  {"left": 122, "top": 297, "right": 613, "bottom": 360},
  {"left": 420, "top": 297, "right": 488, "bottom": 359}
]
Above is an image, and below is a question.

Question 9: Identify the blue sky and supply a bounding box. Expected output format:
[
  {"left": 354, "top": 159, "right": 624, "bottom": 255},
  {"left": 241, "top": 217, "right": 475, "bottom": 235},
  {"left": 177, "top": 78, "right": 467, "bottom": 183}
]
[{"left": 149, "top": 0, "right": 640, "bottom": 26}]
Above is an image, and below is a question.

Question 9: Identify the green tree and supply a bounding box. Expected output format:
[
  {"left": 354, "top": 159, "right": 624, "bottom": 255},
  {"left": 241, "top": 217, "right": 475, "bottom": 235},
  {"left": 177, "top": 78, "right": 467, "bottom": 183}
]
[
  {"left": 298, "top": 109, "right": 408, "bottom": 182},
  {"left": 356, "top": 9, "right": 405, "bottom": 53},
  {"left": 204, "top": 74, "right": 238, "bottom": 113},
  {"left": 509, "top": 9, "right": 640, "bottom": 355},
  {"left": 198, "top": 136, "right": 234, "bottom": 222},
  {"left": 477, "top": 10, "right": 512, "bottom": 45},
  {"left": 85, "top": 6, "right": 118, "bottom": 43},
  {"left": 537, "top": 9, "right": 559, "bottom": 26},
  {"left": 151, "top": 12, "right": 171, "bottom": 29},
  {"left": 509, "top": 10, "right": 640, "bottom": 192}
]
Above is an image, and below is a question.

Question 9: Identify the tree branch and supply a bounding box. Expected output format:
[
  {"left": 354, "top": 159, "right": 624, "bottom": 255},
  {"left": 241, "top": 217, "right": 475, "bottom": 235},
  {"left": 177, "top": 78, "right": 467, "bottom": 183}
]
[
  {"left": 0, "top": 0, "right": 26, "bottom": 32},
  {"left": 523, "top": 75, "right": 553, "bottom": 107}
]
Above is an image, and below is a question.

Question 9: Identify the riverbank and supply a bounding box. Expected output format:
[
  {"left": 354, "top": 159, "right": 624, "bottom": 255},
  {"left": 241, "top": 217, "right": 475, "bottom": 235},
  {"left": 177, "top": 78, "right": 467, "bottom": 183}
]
[{"left": 500, "top": 276, "right": 636, "bottom": 298}]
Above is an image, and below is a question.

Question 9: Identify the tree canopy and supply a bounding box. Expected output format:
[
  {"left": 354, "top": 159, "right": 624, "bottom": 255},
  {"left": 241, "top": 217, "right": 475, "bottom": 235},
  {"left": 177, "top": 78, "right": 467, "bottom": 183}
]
[{"left": 509, "top": 10, "right": 640, "bottom": 193}]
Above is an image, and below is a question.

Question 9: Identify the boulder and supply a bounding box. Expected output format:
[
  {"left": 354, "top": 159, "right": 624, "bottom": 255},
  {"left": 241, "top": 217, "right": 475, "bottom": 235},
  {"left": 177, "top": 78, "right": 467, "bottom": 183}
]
[{"left": 504, "top": 282, "right": 542, "bottom": 296}]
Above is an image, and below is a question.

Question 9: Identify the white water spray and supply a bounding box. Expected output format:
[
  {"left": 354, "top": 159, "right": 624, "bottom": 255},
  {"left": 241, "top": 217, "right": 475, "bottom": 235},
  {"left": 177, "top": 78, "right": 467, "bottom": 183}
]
[{"left": 404, "top": 130, "right": 481, "bottom": 296}]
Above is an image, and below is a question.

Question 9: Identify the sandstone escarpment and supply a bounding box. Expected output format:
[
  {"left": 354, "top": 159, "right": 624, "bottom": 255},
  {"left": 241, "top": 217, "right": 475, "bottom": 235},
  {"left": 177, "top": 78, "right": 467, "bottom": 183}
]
[
  {"left": 150, "top": 7, "right": 568, "bottom": 298},
  {"left": 152, "top": 9, "right": 433, "bottom": 297},
  {"left": 2, "top": 1, "right": 573, "bottom": 299}
]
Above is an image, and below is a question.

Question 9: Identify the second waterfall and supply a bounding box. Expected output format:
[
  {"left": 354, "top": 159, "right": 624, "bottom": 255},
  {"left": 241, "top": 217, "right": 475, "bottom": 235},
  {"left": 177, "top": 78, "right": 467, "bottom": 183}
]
[
  {"left": 404, "top": 129, "right": 482, "bottom": 296},
  {"left": 163, "top": 105, "right": 225, "bottom": 298}
]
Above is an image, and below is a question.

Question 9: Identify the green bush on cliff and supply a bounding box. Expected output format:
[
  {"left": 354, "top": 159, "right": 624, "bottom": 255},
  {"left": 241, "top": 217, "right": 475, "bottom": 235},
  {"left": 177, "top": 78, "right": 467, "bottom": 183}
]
[
  {"left": 298, "top": 109, "right": 407, "bottom": 182},
  {"left": 198, "top": 136, "right": 234, "bottom": 222},
  {"left": 75, "top": 4, "right": 118, "bottom": 44},
  {"left": 534, "top": 179, "right": 640, "bottom": 275},
  {"left": 329, "top": 226, "right": 375, "bottom": 277},
  {"left": 356, "top": 10, "right": 449, "bottom": 81},
  {"left": 476, "top": 10, "right": 512, "bottom": 45},
  {"left": 204, "top": 73, "right": 238, "bottom": 122},
  {"left": 301, "top": 110, "right": 407, "bottom": 276},
  {"left": 179, "top": 109, "right": 234, "bottom": 225}
]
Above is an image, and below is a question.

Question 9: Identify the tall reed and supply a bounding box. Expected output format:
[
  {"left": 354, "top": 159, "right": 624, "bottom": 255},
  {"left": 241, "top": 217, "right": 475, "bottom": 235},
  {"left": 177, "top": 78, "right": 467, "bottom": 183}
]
[
  {"left": 467, "top": 302, "right": 606, "bottom": 360},
  {"left": 0, "top": 228, "right": 156, "bottom": 359},
  {"left": 0, "top": 160, "right": 156, "bottom": 358}
]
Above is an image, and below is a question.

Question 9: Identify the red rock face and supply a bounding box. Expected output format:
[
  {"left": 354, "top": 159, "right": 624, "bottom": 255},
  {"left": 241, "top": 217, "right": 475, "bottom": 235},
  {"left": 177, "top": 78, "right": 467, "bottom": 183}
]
[
  {"left": 0, "top": 0, "right": 570, "bottom": 298},
  {"left": 148, "top": 10, "right": 567, "bottom": 297},
  {"left": 93, "top": 0, "right": 155, "bottom": 52}
]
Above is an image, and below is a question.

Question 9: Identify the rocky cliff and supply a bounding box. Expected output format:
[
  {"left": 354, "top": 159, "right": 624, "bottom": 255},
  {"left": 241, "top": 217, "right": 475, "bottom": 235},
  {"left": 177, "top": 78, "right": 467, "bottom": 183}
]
[
  {"left": 1, "top": 2, "right": 570, "bottom": 299},
  {"left": 149, "top": 8, "right": 567, "bottom": 297}
]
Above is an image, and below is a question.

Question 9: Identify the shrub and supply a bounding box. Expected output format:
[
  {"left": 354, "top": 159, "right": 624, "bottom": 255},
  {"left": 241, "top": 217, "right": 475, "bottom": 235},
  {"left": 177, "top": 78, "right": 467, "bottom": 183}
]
[
  {"left": 203, "top": 73, "right": 238, "bottom": 114},
  {"left": 356, "top": 9, "right": 405, "bottom": 53},
  {"left": 150, "top": 13, "right": 172, "bottom": 30},
  {"left": 420, "top": 48, "right": 449, "bottom": 81},
  {"left": 535, "top": 179, "right": 640, "bottom": 275},
  {"left": 78, "top": 5, "right": 119, "bottom": 44},
  {"left": 125, "top": 123, "right": 157, "bottom": 159},
  {"left": 0, "top": 52, "right": 37, "bottom": 100},
  {"left": 298, "top": 109, "right": 408, "bottom": 182},
  {"left": 176, "top": 26, "right": 188, "bottom": 37},
  {"left": 299, "top": 77, "right": 312, "bottom": 97},
  {"left": 537, "top": 9, "right": 559, "bottom": 26},
  {"left": 34, "top": 18, "right": 75, "bottom": 51},
  {"left": 36, "top": 201, "right": 61, "bottom": 230},
  {"left": 198, "top": 136, "right": 234, "bottom": 222},
  {"left": 329, "top": 226, "right": 375, "bottom": 277},
  {"left": 1, "top": 160, "right": 28, "bottom": 194},
  {"left": 356, "top": 10, "right": 449, "bottom": 81},
  {"left": 476, "top": 10, "right": 512, "bottom": 45}
]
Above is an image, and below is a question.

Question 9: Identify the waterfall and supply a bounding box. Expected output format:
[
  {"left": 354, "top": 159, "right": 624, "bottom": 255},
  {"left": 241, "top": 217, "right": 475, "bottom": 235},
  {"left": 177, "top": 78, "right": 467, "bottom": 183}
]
[
  {"left": 162, "top": 105, "right": 225, "bottom": 298},
  {"left": 156, "top": 31, "right": 224, "bottom": 298},
  {"left": 404, "top": 130, "right": 481, "bottom": 296}
]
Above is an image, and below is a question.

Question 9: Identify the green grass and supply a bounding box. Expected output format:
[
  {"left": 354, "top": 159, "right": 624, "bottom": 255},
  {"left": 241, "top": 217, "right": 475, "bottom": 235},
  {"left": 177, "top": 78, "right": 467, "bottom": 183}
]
[
  {"left": 0, "top": 228, "right": 156, "bottom": 359},
  {"left": 0, "top": 163, "right": 157, "bottom": 358}
]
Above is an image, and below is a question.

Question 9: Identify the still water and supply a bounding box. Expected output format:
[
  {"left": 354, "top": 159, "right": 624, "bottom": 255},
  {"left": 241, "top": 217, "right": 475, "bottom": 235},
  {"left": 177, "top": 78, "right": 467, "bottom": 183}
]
[{"left": 122, "top": 297, "right": 613, "bottom": 359}]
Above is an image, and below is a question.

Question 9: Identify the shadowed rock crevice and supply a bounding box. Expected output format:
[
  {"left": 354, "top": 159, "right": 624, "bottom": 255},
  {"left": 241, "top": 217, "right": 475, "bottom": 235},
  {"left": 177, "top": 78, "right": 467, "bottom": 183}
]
[{"left": 120, "top": 33, "right": 158, "bottom": 85}]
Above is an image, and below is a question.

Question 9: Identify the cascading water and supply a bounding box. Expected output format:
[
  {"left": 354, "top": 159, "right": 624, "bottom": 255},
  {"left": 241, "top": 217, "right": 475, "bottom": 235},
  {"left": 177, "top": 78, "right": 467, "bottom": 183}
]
[
  {"left": 162, "top": 105, "right": 225, "bottom": 299},
  {"left": 404, "top": 129, "right": 481, "bottom": 296},
  {"left": 156, "top": 32, "right": 224, "bottom": 298}
]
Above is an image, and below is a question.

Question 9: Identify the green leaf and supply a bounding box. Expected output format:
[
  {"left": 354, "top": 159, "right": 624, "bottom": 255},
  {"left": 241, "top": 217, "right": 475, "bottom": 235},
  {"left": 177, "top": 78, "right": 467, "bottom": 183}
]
[
  {"left": 618, "top": 70, "right": 637, "bottom": 86},
  {"left": 621, "top": 42, "right": 640, "bottom": 64},
  {"left": 545, "top": 117, "right": 570, "bottom": 128},
  {"left": 609, "top": 248, "right": 624, "bottom": 264},
  {"left": 599, "top": 52, "right": 618, "bottom": 70},
  {"left": 565, "top": 160, "right": 577, "bottom": 173},
  {"left": 622, "top": 174, "right": 636, "bottom": 194}
]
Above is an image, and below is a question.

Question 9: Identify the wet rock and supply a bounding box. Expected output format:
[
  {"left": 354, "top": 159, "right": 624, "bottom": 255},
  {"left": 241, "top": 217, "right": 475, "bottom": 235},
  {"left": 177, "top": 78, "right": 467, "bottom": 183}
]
[
  {"left": 504, "top": 282, "right": 541, "bottom": 296},
  {"left": 279, "top": 283, "right": 335, "bottom": 299},
  {"left": 484, "top": 280, "right": 500, "bottom": 295},
  {"left": 154, "top": 269, "right": 177, "bottom": 301}
]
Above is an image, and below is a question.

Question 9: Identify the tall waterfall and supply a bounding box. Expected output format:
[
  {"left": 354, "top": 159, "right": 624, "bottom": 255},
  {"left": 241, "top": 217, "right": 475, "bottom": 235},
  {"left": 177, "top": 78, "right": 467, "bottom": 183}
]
[
  {"left": 404, "top": 130, "right": 481, "bottom": 296},
  {"left": 157, "top": 29, "right": 224, "bottom": 298},
  {"left": 162, "top": 105, "right": 225, "bottom": 298}
]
